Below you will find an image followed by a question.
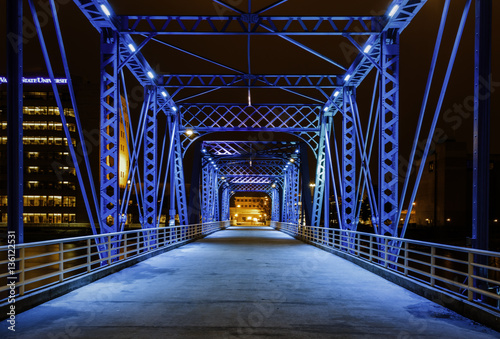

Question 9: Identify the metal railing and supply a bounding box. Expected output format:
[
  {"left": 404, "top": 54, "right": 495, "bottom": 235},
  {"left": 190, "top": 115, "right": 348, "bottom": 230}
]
[
  {"left": 272, "top": 221, "right": 500, "bottom": 312},
  {"left": 0, "top": 221, "right": 229, "bottom": 303}
]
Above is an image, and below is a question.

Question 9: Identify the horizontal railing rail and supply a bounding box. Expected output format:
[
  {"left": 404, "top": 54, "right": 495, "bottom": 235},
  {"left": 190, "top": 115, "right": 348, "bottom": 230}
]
[
  {"left": 271, "top": 221, "right": 500, "bottom": 313},
  {"left": 0, "top": 221, "right": 229, "bottom": 303}
]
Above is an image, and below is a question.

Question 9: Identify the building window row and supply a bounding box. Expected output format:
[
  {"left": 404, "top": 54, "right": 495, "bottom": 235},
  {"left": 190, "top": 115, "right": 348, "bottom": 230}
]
[
  {"left": 25, "top": 181, "right": 76, "bottom": 190},
  {"left": 1, "top": 121, "right": 76, "bottom": 131},
  {"left": 22, "top": 106, "right": 75, "bottom": 117},
  {"left": 0, "top": 195, "right": 76, "bottom": 207}
]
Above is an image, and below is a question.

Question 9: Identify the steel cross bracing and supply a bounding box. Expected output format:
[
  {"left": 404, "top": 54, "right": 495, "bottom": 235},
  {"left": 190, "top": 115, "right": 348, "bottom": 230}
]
[
  {"left": 119, "top": 15, "right": 383, "bottom": 36},
  {"left": 180, "top": 104, "right": 322, "bottom": 153},
  {"left": 162, "top": 74, "right": 340, "bottom": 89}
]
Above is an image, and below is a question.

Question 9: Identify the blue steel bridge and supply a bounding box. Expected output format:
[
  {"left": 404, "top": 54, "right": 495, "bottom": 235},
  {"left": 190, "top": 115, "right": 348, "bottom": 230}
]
[{"left": 1, "top": 0, "right": 499, "bottom": 337}]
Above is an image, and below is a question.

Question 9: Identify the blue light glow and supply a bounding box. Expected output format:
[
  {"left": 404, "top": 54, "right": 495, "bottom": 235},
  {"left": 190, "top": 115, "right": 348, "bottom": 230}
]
[
  {"left": 389, "top": 5, "right": 399, "bottom": 17},
  {"left": 100, "top": 4, "right": 111, "bottom": 17},
  {"left": 128, "top": 44, "right": 136, "bottom": 52},
  {"left": 363, "top": 44, "right": 372, "bottom": 53},
  {"left": 334, "top": 91, "right": 340, "bottom": 97},
  {"left": 147, "top": 71, "right": 154, "bottom": 79},
  {"left": 161, "top": 91, "right": 167, "bottom": 97},
  {"left": 172, "top": 106, "right": 177, "bottom": 112},
  {"left": 344, "top": 74, "right": 351, "bottom": 82}
]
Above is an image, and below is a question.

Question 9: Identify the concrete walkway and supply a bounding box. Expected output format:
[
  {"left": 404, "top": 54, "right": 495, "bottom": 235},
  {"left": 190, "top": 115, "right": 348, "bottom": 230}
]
[{"left": 2, "top": 227, "right": 499, "bottom": 338}]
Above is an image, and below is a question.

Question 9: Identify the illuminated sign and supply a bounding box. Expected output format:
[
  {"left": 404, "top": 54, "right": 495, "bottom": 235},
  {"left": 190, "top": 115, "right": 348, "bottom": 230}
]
[{"left": 0, "top": 77, "right": 68, "bottom": 84}]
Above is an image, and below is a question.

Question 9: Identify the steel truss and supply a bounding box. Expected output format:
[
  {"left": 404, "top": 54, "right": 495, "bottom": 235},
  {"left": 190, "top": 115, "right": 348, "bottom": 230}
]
[{"left": 119, "top": 15, "right": 382, "bottom": 36}]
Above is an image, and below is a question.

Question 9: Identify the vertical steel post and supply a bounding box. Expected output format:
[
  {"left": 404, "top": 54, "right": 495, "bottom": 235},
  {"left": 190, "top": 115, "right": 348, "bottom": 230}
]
[
  {"left": 311, "top": 115, "right": 329, "bottom": 227},
  {"left": 143, "top": 87, "right": 157, "bottom": 232},
  {"left": 6, "top": 0, "right": 23, "bottom": 243},
  {"left": 290, "top": 164, "right": 300, "bottom": 224},
  {"left": 100, "top": 30, "right": 120, "bottom": 257},
  {"left": 324, "top": 146, "right": 330, "bottom": 228},
  {"left": 188, "top": 142, "right": 202, "bottom": 224},
  {"left": 342, "top": 87, "right": 357, "bottom": 231},
  {"left": 299, "top": 143, "right": 312, "bottom": 226},
  {"left": 473, "top": 0, "right": 491, "bottom": 298},
  {"left": 172, "top": 117, "right": 189, "bottom": 225},
  {"left": 168, "top": 115, "right": 176, "bottom": 225},
  {"left": 379, "top": 31, "right": 400, "bottom": 237}
]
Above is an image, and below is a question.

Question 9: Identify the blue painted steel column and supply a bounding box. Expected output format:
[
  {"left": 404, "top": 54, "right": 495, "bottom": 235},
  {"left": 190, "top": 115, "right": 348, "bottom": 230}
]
[
  {"left": 299, "top": 144, "right": 312, "bottom": 226},
  {"left": 311, "top": 114, "right": 329, "bottom": 227},
  {"left": 6, "top": 0, "right": 24, "bottom": 243},
  {"left": 342, "top": 87, "right": 357, "bottom": 231},
  {"left": 143, "top": 87, "right": 157, "bottom": 232},
  {"left": 271, "top": 188, "right": 280, "bottom": 221},
  {"left": 172, "top": 117, "right": 188, "bottom": 225},
  {"left": 378, "top": 31, "right": 400, "bottom": 237},
  {"left": 290, "top": 164, "right": 300, "bottom": 224},
  {"left": 221, "top": 186, "right": 230, "bottom": 221},
  {"left": 100, "top": 30, "right": 120, "bottom": 253},
  {"left": 473, "top": 0, "right": 491, "bottom": 298},
  {"left": 202, "top": 164, "right": 211, "bottom": 222},
  {"left": 188, "top": 142, "right": 202, "bottom": 224}
]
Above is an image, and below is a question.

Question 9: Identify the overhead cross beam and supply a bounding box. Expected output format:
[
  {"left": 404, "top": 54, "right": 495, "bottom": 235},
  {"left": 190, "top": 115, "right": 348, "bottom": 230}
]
[
  {"left": 119, "top": 15, "right": 383, "bottom": 36},
  {"left": 161, "top": 74, "right": 340, "bottom": 89}
]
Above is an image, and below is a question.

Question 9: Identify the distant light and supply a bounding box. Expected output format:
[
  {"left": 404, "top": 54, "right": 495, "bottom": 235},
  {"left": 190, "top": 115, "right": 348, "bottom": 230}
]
[
  {"left": 127, "top": 180, "right": 131, "bottom": 185},
  {"left": 272, "top": 184, "right": 276, "bottom": 188},
  {"left": 446, "top": 218, "right": 451, "bottom": 222},
  {"left": 202, "top": 149, "right": 207, "bottom": 153},
  {"left": 185, "top": 129, "right": 194, "bottom": 136},
  {"left": 100, "top": 4, "right": 111, "bottom": 17},
  {"left": 412, "top": 202, "right": 416, "bottom": 206},
  {"left": 289, "top": 158, "right": 295, "bottom": 163},
  {"left": 333, "top": 91, "right": 340, "bottom": 97},
  {"left": 237, "top": 205, "right": 241, "bottom": 208},
  {"left": 309, "top": 183, "right": 315, "bottom": 187},
  {"left": 161, "top": 91, "right": 167, "bottom": 97},
  {"left": 388, "top": 5, "right": 399, "bottom": 17},
  {"left": 495, "top": 219, "right": 499, "bottom": 223},
  {"left": 221, "top": 177, "right": 225, "bottom": 180},
  {"left": 344, "top": 74, "right": 351, "bottom": 82},
  {"left": 295, "top": 149, "right": 299, "bottom": 154},
  {"left": 128, "top": 44, "right": 136, "bottom": 52},
  {"left": 147, "top": 71, "right": 154, "bottom": 79},
  {"left": 211, "top": 161, "right": 214, "bottom": 164},
  {"left": 208, "top": 157, "right": 212, "bottom": 161},
  {"left": 171, "top": 106, "right": 177, "bottom": 112},
  {"left": 363, "top": 44, "right": 372, "bottom": 53},
  {"left": 324, "top": 106, "right": 329, "bottom": 112}
]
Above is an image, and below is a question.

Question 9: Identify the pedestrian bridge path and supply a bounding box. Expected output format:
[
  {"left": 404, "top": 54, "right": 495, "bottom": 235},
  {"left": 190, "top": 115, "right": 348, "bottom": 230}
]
[{"left": 2, "top": 227, "right": 498, "bottom": 338}]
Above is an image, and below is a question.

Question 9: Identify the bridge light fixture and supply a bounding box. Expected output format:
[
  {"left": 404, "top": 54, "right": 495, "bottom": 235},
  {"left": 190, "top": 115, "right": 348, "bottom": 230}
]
[
  {"left": 161, "top": 91, "right": 167, "bottom": 97},
  {"left": 208, "top": 157, "right": 212, "bottom": 161},
  {"left": 128, "top": 44, "right": 136, "bottom": 52},
  {"left": 295, "top": 149, "right": 299, "bottom": 154},
  {"left": 185, "top": 129, "right": 194, "bottom": 136},
  {"left": 100, "top": 4, "right": 111, "bottom": 17},
  {"left": 272, "top": 184, "right": 276, "bottom": 188},
  {"left": 333, "top": 90, "right": 340, "bottom": 97},
  {"left": 388, "top": 5, "right": 399, "bottom": 17},
  {"left": 202, "top": 149, "right": 207, "bottom": 153},
  {"left": 171, "top": 106, "right": 177, "bottom": 112},
  {"left": 363, "top": 44, "right": 372, "bottom": 53},
  {"left": 289, "top": 158, "right": 294, "bottom": 163},
  {"left": 309, "top": 183, "right": 315, "bottom": 187},
  {"left": 344, "top": 74, "right": 351, "bottom": 82},
  {"left": 323, "top": 106, "right": 329, "bottom": 112},
  {"left": 147, "top": 71, "right": 154, "bottom": 79}
]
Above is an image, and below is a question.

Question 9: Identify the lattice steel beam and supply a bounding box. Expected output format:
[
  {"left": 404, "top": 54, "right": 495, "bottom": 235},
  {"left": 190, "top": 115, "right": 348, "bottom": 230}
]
[
  {"left": 162, "top": 74, "right": 339, "bottom": 89},
  {"left": 99, "top": 29, "right": 120, "bottom": 236},
  {"left": 342, "top": 88, "right": 357, "bottom": 231},
  {"left": 119, "top": 15, "right": 382, "bottom": 35},
  {"left": 378, "top": 31, "right": 399, "bottom": 236},
  {"left": 143, "top": 87, "right": 157, "bottom": 229}
]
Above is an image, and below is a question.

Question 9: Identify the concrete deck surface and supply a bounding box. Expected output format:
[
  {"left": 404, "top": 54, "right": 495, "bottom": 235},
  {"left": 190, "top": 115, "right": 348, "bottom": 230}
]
[{"left": 1, "top": 226, "right": 499, "bottom": 338}]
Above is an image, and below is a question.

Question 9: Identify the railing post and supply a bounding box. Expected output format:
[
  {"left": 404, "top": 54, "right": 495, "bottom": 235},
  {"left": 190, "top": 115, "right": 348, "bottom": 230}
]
[
  {"left": 430, "top": 247, "right": 436, "bottom": 287},
  {"left": 59, "top": 243, "right": 64, "bottom": 282},
  {"left": 468, "top": 252, "right": 474, "bottom": 301},
  {"left": 384, "top": 238, "right": 389, "bottom": 268},
  {"left": 107, "top": 236, "right": 111, "bottom": 265},
  {"left": 404, "top": 241, "right": 408, "bottom": 277},
  {"left": 87, "top": 238, "right": 91, "bottom": 272},
  {"left": 369, "top": 235, "right": 373, "bottom": 263},
  {"left": 124, "top": 233, "right": 128, "bottom": 259},
  {"left": 20, "top": 247, "right": 25, "bottom": 296}
]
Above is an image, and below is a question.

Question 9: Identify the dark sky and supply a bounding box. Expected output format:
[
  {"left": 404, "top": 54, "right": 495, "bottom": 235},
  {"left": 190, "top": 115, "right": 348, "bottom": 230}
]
[{"left": 0, "top": 0, "right": 499, "bottom": 157}]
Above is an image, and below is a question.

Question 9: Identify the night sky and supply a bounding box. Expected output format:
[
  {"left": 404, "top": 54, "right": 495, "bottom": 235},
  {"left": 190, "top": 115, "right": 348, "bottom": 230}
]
[{"left": 0, "top": 0, "right": 499, "bottom": 176}]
